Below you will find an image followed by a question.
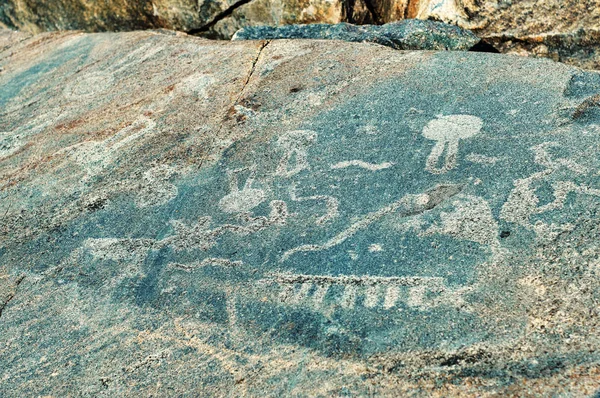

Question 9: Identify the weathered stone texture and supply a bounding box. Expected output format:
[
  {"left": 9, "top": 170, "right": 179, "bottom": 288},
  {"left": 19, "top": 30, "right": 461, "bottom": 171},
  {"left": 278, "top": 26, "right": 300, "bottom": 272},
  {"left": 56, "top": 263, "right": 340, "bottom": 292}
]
[
  {"left": 232, "top": 20, "right": 480, "bottom": 51},
  {"left": 1, "top": 0, "right": 600, "bottom": 67},
  {"left": 2, "top": 30, "right": 600, "bottom": 396}
]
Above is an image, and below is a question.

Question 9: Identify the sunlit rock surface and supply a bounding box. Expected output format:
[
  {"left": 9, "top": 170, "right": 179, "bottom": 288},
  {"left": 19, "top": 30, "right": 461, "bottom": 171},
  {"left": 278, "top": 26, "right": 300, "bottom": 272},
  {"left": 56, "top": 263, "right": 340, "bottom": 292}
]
[
  {"left": 2, "top": 0, "right": 600, "bottom": 68},
  {"left": 1, "top": 29, "right": 600, "bottom": 396},
  {"left": 232, "top": 20, "right": 480, "bottom": 51}
]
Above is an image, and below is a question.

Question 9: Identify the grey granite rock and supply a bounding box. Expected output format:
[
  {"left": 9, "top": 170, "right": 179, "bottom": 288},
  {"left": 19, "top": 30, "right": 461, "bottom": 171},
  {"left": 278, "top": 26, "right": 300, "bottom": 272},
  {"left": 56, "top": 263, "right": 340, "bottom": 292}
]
[
  {"left": 232, "top": 20, "right": 480, "bottom": 50},
  {"left": 1, "top": 30, "right": 600, "bottom": 396}
]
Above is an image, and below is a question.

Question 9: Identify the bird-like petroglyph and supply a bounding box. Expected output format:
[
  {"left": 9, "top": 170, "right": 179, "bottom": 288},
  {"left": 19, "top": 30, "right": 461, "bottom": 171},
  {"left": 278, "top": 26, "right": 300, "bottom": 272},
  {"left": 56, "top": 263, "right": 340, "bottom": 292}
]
[
  {"left": 275, "top": 130, "right": 317, "bottom": 177},
  {"left": 422, "top": 114, "right": 483, "bottom": 174}
]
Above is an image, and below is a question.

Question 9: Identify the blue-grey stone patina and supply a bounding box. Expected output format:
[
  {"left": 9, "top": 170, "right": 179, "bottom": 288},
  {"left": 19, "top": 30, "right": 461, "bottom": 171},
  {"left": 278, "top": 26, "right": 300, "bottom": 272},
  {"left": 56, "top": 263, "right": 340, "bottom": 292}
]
[
  {"left": 232, "top": 20, "right": 480, "bottom": 51},
  {"left": 1, "top": 29, "right": 600, "bottom": 396}
]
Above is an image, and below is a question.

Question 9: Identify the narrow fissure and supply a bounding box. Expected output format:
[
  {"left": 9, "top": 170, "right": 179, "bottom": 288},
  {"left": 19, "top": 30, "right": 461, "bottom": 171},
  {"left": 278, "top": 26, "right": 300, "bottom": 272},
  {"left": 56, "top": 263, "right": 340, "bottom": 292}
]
[{"left": 0, "top": 275, "right": 25, "bottom": 319}]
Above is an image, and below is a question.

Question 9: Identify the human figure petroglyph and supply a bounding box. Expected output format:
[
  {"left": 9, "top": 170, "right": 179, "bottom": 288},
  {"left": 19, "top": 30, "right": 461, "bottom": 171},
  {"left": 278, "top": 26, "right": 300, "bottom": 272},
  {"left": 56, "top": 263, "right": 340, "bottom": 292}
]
[
  {"left": 275, "top": 130, "right": 317, "bottom": 177},
  {"left": 500, "top": 142, "right": 600, "bottom": 233},
  {"left": 261, "top": 273, "right": 469, "bottom": 311},
  {"left": 289, "top": 183, "right": 339, "bottom": 225},
  {"left": 422, "top": 114, "right": 483, "bottom": 174},
  {"left": 219, "top": 166, "right": 267, "bottom": 214},
  {"left": 281, "top": 184, "right": 463, "bottom": 262}
]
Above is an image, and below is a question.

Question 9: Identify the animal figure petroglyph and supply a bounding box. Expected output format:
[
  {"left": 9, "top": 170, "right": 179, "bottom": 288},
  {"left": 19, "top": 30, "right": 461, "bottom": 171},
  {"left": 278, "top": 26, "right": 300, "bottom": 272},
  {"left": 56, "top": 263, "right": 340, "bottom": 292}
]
[
  {"left": 82, "top": 200, "right": 288, "bottom": 269},
  {"left": 500, "top": 142, "right": 600, "bottom": 237},
  {"left": 289, "top": 183, "right": 339, "bottom": 224},
  {"left": 57, "top": 115, "right": 157, "bottom": 179},
  {"left": 219, "top": 166, "right": 266, "bottom": 214},
  {"left": 262, "top": 273, "right": 470, "bottom": 311},
  {"left": 422, "top": 114, "right": 483, "bottom": 174},
  {"left": 275, "top": 130, "right": 317, "bottom": 177},
  {"left": 281, "top": 184, "right": 463, "bottom": 261}
]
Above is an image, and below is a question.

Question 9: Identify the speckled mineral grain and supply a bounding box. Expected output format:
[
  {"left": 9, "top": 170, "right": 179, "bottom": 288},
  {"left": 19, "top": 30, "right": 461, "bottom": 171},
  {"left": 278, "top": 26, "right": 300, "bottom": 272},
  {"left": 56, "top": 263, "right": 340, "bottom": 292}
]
[{"left": 2, "top": 29, "right": 600, "bottom": 396}]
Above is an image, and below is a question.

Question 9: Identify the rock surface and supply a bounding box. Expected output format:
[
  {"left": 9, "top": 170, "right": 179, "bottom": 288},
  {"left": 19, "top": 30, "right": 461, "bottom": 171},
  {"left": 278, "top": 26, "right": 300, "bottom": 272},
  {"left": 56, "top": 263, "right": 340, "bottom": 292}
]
[
  {"left": 3, "top": 30, "right": 600, "bottom": 396},
  {"left": 1, "top": 0, "right": 600, "bottom": 68},
  {"left": 232, "top": 20, "right": 479, "bottom": 51}
]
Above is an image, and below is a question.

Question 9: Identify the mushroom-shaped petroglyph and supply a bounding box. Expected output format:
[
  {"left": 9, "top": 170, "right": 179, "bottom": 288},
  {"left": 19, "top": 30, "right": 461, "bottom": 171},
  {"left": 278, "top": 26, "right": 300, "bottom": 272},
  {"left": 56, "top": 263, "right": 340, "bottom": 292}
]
[
  {"left": 219, "top": 167, "right": 266, "bottom": 213},
  {"left": 275, "top": 130, "right": 317, "bottom": 177},
  {"left": 422, "top": 114, "right": 483, "bottom": 174}
]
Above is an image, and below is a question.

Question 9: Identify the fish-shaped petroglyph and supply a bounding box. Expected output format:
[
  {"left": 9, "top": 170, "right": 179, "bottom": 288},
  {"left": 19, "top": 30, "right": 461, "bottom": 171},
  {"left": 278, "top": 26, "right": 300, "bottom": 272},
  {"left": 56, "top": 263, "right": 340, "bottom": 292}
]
[
  {"left": 422, "top": 114, "right": 483, "bottom": 174},
  {"left": 261, "top": 273, "right": 471, "bottom": 311},
  {"left": 275, "top": 130, "right": 317, "bottom": 177},
  {"left": 219, "top": 166, "right": 267, "bottom": 214},
  {"left": 281, "top": 184, "right": 463, "bottom": 262}
]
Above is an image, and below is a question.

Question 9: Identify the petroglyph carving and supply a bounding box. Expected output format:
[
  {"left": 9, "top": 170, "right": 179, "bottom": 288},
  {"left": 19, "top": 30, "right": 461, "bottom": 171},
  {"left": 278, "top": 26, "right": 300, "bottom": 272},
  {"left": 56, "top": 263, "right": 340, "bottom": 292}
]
[
  {"left": 170, "top": 258, "right": 244, "bottom": 271},
  {"left": 500, "top": 142, "right": 600, "bottom": 233},
  {"left": 465, "top": 153, "right": 501, "bottom": 165},
  {"left": 262, "top": 273, "right": 468, "bottom": 311},
  {"left": 289, "top": 183, "right": 339, "bottom": 224},
  {"left": 63, "top": 71, "right": 115, "bottom": 99},
  {"left": 134, "top": 165, "right": 179, "bottom": 208},
  {"left": 219, "top": 167, "right": 266, "bottom": 214},
  {"left": 178, "top": 73, "right": 215, "bottom": 99},
  {"left": 275, "top": 130, "right": 317, "bottom": 177},
  {"left": 165, "top": 201, "right": 288, "bottom": 252},
  {"left": 424, "top": 195, "right": 500, "bottom": 248},
  {"left": 82, "top": 200, "right": 287, "bottom": 271},
  {"left": 281, "top": 184, "right": 463, "bottom": 262},
  {"left": 58, "top": 115, "right": 157, "bottom": 178},
  {"left": 422, "top": 115, "right": 483, "bottom": 174},
  {"left": 330, "top": 160, "right": 395, "bottom": 171}
]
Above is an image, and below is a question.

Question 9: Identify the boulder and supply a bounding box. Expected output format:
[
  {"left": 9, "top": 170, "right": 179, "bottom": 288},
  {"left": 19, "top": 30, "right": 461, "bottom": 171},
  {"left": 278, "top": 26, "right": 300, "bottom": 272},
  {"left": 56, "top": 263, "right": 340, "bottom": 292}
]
[
  {"left": 2, "top": 30, "right": 600, "bottom": 396},
  {"left": 1, "top": 0, "right": 600, "bottom": 69},
  {"left": 232, "top": 20, "right": 480, "bottom": 51}
]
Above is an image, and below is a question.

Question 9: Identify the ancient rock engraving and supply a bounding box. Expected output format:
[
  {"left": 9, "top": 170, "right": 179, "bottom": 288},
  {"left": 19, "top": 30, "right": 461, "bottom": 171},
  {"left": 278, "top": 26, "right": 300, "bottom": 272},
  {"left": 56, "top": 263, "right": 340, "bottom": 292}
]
[
  {"left": 422, "top": 114, "right": 483, "bottom": 174},
  {"left": 262, "top": 273, "right": 470, "bottom": 311},
  {"left": 275, "top": 130, "right": 317, "bottom": 177},
  {"left": 500, "top": 142, "right": 600, "bottom": 239},
  {"left": 219, "top": 166, "right": 267, "bottom": 214},
  {"left": 281, "top": 184, "right": 463, "bottom": 261}
]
